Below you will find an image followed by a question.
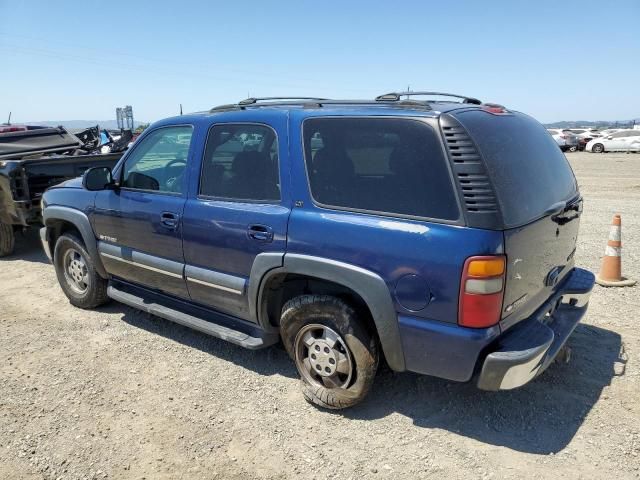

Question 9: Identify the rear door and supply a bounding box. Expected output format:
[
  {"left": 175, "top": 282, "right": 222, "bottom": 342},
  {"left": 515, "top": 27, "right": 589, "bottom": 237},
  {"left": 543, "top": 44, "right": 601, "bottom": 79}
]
[
  {"left": 181, "top": 115, "right": 290, "bottom": 321},
  {"left": 452, "top": 110, "right": 581, "bottom": 327},
  {"left": 92, "top": 125, "right": 193, "bottom": 298}
]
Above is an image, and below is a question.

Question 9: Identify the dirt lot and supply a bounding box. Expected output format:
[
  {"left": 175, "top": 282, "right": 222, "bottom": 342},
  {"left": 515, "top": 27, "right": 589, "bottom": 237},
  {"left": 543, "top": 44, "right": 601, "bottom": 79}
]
[{"left": 1, "top": 151, "right": 639, "bottom": 480}]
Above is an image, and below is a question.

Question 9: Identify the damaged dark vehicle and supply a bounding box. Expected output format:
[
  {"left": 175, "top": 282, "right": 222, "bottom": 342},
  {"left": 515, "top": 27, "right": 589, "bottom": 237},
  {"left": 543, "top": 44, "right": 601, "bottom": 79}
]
[{"left": 0, "top": 124, "right": 127, "bottom": 256}]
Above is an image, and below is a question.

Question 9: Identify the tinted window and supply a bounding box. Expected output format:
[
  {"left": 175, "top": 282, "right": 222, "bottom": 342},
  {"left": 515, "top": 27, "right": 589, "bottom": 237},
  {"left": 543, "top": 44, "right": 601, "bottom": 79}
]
[
  {"left": 122, "top": 126, "right": 192, "bottom": 193},
  {"left": 303, "top": 118, "right": 459, "bottom": 220},
  {"left": 456, "top": 111, "right": 578, "bottom": 228},
  {"left": 200, "top": 124, "right": 280, "bottom": 201}
]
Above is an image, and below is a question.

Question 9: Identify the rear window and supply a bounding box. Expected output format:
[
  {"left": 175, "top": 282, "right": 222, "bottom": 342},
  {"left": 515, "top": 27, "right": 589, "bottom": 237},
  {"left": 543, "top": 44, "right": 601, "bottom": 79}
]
[
  {"left": 302, "top": 117, "right": 459, "bottom": 221},
  {"left": 456, "top": 111, "right": 578, "bottom": 227}
]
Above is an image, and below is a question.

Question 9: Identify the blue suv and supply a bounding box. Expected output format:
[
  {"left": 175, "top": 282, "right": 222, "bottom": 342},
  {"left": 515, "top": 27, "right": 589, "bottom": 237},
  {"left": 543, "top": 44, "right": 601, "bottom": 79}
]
[{"left": 40, "top": 93, "right": 594, "bottom": 409}]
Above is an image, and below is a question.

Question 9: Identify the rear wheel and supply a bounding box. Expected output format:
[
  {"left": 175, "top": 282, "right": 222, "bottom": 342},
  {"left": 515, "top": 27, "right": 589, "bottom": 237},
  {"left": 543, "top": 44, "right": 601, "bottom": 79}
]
[
  {"left": 280, "top": 295, "right": 378, "bottom": 409},
  {"left": 592, "top": 143, "right": 605, "bottom": 153},
  {"left": 0, "top": 222, "right": 15, "bottom": 257},
  {"left": 568, "top": 145, "right": 577, "bottom": 152},
  {"left": 53, "top": 233, "right": 109, "bottom": 309}
]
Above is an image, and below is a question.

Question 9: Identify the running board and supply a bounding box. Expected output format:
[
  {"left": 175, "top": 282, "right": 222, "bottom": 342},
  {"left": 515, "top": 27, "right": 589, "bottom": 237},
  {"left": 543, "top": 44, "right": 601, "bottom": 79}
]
[{"left": 107, "top": 284, "right": 278, "bottom": 349}]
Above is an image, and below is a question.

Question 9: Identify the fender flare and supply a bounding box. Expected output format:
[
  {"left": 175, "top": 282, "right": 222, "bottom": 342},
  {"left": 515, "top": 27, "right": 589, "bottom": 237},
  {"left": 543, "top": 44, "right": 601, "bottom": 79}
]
[
  {"left": 256, "top": 253, "right": 406, "bottom": 372},
  {"left": 43, "top": 205, "right": 108, "bottom": 278}
]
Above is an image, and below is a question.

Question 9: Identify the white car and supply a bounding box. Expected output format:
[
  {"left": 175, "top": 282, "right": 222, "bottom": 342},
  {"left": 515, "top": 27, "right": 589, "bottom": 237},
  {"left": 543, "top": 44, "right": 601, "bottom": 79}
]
[
  {"left": 567, "top": 128, "right": 601, "bottom": 139},
  {"left": 597, "top": 128, "right": 622, "bottom": 137},
  {"left": 586, "top": 130, "right": 640, "bottom": 153},
  {"left": 547, "top": 129, "right": 579, "bottom": 152}
]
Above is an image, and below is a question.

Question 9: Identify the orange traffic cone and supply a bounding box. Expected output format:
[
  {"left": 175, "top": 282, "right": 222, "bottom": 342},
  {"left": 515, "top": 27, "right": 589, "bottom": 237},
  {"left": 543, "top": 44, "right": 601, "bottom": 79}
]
[{"left": 595, "top": 214, "right": 636, "bottom": 287}]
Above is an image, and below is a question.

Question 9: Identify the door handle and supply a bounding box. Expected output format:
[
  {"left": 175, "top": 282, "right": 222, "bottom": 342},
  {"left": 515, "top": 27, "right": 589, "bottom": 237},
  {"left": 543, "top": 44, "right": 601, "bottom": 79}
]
[
  {"left": 247, "top": 224, "right": 274, "bottom": 242},
  {"left": 160, "top": 212, "right": 180, "bottom": 229}
]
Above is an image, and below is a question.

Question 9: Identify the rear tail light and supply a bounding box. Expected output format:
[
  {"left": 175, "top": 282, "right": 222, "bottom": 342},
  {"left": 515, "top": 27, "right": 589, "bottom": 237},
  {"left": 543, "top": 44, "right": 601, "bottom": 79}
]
[{"left": 458, "top": 255, "right": 506, "bottom": 328}]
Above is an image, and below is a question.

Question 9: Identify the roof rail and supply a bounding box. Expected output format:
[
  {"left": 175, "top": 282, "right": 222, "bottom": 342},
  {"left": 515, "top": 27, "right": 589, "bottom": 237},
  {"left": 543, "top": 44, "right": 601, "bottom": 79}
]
[
  {"left": 375, "top": 91, "right": 482, "bottom": 105},
  {"left": 209, "top": 98, "right": 433, "bottom": 113},
  {"left": 238, "top": 96, "right": 329, "bottom": 105}
]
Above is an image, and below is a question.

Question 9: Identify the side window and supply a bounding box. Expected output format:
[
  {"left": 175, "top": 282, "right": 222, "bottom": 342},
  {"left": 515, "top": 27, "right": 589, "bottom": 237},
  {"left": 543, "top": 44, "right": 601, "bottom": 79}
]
[
  {"left": 303, "top": 118, "right": 459, "bottom": 220},
  {"left": 199, "top": 124, "right": 280, "bottom": 201},
  {"left": 122, "top": 126, "right": 192, "bottom": 194}
]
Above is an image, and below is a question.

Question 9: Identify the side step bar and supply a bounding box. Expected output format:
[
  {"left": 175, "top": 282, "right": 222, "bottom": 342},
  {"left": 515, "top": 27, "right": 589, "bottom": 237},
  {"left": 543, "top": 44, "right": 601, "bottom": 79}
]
[{"left": 107, "top": 283, "right": 278, "bottom": 350}]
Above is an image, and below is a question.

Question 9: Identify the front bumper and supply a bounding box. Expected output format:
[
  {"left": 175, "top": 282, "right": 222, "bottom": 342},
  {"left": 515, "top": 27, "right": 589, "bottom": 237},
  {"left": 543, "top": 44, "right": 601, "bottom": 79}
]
[
  {"left": 40, "top": 226, "right": 52, "bottom": 262},
  {"left": 477, "top": 268, "right": 595, "bottom": 390}
]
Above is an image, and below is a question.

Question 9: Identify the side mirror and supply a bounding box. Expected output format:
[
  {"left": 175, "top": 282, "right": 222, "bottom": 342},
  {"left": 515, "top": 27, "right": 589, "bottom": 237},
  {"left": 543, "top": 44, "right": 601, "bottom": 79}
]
[{"left": 83, "top": 166, "right": 114, "bottom": 191}]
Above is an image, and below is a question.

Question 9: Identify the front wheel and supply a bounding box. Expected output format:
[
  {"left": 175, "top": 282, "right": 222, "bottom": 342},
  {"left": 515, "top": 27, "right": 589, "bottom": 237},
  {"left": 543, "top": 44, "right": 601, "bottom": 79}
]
[
  {"left": 568, "top": 145, "right": 578, "bottom": 152},
  {"left": 280, "top": 295, "right": 379, "bottom": 409},
  {"left": 592, "top": 143, "right": 605, "bottom": 153},
  {"left": 53, "top": 233, "right": 109, "bottom": 309},
  {"left": 0, "top": 222, "right": 15, "bottom": 257}
]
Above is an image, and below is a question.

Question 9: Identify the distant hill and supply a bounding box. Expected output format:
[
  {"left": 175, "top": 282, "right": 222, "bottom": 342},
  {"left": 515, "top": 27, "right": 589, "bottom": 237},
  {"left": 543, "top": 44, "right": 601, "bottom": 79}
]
[
  {"left": 545, "top": 119, "right": 639, "bottom": 129},
  {"left": 24, "top": 120, "right": 148, "bottom": 130}
]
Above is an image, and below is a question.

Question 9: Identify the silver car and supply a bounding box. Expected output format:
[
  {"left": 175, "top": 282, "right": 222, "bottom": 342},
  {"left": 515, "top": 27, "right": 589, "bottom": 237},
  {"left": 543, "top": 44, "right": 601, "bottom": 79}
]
[{"left": 547, "top": 129, "right": 579, "bottom": 152}]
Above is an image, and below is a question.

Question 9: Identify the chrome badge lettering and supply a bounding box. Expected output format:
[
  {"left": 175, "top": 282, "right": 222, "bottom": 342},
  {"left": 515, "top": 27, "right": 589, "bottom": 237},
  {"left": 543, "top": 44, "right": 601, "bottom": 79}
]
[
  {"left": 99, "top": 234, "right": 118, "bottom": 243},
  {"left": 505, "top": 294, "right": 528, "bottom": 314}
]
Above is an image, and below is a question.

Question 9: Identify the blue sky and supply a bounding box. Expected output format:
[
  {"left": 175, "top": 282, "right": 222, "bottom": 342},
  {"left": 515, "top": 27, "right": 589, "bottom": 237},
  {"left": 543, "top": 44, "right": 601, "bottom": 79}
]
[{"left": 1, "top": 0, "right": 638, "bottom": 124}]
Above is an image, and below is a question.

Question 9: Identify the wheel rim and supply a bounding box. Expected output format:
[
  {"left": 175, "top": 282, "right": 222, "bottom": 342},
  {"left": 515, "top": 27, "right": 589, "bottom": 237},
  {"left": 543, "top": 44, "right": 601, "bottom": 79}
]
[
  {"left": 594, "top": 144, "right": 603, "bottom": 153},
  {"left": 63, "top": 248, "right": 89, "bottom": 294},
  {"left": 294, "top": 324, "right": 354, "bottom": 390}
]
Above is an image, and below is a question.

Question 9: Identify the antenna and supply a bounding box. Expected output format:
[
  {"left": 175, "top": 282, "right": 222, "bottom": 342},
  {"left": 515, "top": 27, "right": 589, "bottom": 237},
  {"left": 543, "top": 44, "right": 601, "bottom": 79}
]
[
  {"left": 6, "top": 111, "right": 11, "bottom": 125},
  {"left": 180, "top": 104, "right": 183, "bottom": 115}
]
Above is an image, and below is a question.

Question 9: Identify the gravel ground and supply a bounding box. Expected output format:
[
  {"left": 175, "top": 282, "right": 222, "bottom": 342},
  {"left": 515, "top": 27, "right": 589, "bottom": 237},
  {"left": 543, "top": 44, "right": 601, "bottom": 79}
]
[{"left": 1, "top": 151, "right": 638, "bottom": 480}]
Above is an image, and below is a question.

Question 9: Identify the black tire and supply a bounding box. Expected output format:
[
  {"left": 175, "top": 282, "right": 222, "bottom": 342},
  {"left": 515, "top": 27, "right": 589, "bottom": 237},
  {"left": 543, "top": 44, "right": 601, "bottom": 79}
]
[
  {"left": 53, "top": 233, "right": 109, "bottom": 309},
  {"left": 0, "top": 222, "right": 15, "bottom": 257},
  {"left": 568, "top": 145, "right": 577, "bottom": 152},
  {"left": 592, "top": 143, "right": 605, "bottom": 153},
  {"left": 280, "top": 295, "right": 378, "bottom": 409}
]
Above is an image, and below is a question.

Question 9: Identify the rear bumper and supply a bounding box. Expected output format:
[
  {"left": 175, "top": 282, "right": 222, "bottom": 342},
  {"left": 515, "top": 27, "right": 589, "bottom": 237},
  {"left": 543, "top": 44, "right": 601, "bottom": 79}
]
[
  {"left": 397, "top": 268, "right": 594, "bottom": 386},
  {"left": 477, "top": 268, "right": 595, "bottom": 390}
]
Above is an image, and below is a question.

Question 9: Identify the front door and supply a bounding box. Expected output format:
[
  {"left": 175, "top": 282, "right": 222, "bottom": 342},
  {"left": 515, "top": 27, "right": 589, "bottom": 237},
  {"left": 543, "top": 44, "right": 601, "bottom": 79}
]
[
  {"left": 92, "top": 125, "right": 194, "bottom": 298},
  {"left": 182, "top": 117, "right": 290, "bottom": 320}
]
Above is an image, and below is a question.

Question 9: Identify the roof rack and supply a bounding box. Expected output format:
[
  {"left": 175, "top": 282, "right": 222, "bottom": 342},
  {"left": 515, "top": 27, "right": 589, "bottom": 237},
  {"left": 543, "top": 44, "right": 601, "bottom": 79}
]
[
  {"left": 375, "top": 91, "right": 482, "bottom": 105},
  {"left": 209, "top": 91, "right": 482, "bottom": 112}
]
